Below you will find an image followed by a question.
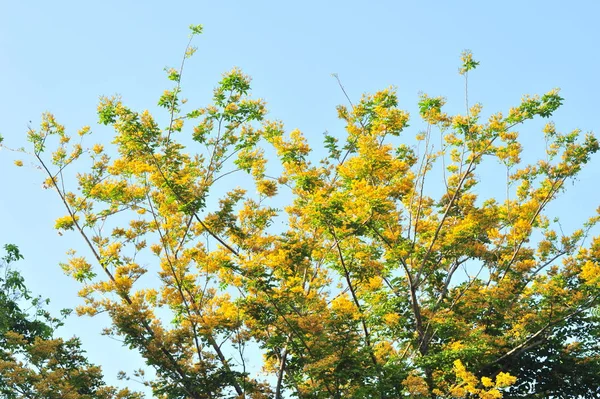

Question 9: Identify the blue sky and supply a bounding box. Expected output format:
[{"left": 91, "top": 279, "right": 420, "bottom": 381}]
[{"left": 1, "top": 0, "right": 599, "bottom": 395}]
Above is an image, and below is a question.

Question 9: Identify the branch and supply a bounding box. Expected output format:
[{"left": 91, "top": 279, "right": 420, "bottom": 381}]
[
  {"left": 331, "top": 229, "right": 377, "bottom": 367},
  {"left": 490, "top": 294, "right": 600, "bottom": 366},
  {"left": 166, "top": 34, "right": 195, "bottom": 143},
  {"left": 497, "top": 176, "right": 566, "bottom": 282},
  {"left": 35, "top": 153, "right": 199, "bottom": 398},
  {"left": 145, "top": 186, "right": 243, "bottom": 396},
  {"left": 275, "top": 345, "right": 288, "bottom": 399}
]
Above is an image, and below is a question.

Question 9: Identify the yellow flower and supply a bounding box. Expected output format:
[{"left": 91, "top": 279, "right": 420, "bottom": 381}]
[
  {"left": 495, "top": 372, "right": 517, "bottom": 388},
  {"left": 331, "top": 295, "right": 357, "bottom": 318},
  {"left": 480, "top": 389, "right": 502, "bottom": 399},
  {"left": 481, "top": 376, "right": 494, "bottom": 388},
  {"left": 450, "top": 340, "right": 465, "bottom": 351},
  {"left": 257, "top": 179, "right": 277, "bottom": 197},
  {"left": 581, "top": 260, "right": 600, "bottom": 286},
  {"left": 383, "top": 313, "right": 400, "bottom": 327},
  {"left": 92, "top": 143, "right": 104, "bottom": 154},
  {"left": 402, "top": 373, "right": 430, "bottom": 396},
  {"left": 54, "top": 215, "right": 78, "bottom": 230}
]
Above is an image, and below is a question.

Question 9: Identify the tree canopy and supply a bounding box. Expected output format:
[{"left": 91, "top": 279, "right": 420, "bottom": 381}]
[
  {"left": 3, "top": 26, "right": 600, "bottom": 398},
  {"left": 0, "top": 244, "right": 142, "bottom": 398}
]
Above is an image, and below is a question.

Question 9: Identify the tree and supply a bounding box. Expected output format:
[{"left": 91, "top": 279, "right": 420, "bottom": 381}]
[
  {"left": 8, "top": 26, "right": 600, "bottom": 398},
  {"left": 0, "top": 244, "right": 142, "bottom": 398}
]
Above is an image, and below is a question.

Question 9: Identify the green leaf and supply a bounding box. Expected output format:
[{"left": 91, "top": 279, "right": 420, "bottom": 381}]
[
  {"left": 459, "top": 50, "right": 479, "bottom": 75},
  {"left": 189, "top": 24, "right": 204, "bottom": 35}
]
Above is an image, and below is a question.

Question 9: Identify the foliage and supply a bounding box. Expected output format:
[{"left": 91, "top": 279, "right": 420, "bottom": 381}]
[
  {"left": 496, "top": 313, "right": 600, "bottom": 398},
  {"left": 0, "top": 244, "right": 142, "bottom": 399},
  {"left": 6, "top": 27, "right": 600, "bottom": 398}
]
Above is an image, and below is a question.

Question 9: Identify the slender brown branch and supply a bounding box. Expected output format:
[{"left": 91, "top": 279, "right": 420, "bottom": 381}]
[
  {"left": 166, "top": 35, "right": 195, "bottom": 143},
  {"left": 275, "top": 345, "right": 288, "bottom": 399},
  {"left": 497, "top": 176, "right": 566, "bottom": 282},
  {"left": 331, "top": 230, "right": 377, "bottom": 366},
  {"left": 490, "top": 295, "right": 600, "bottom": 366},
  {"left": 36, "top": 153, "right": 199, "bottom": 398}
]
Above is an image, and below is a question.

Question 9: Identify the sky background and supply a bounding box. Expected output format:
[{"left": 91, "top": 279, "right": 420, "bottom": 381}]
[{"left": 1, "top": 0, "right": 599, "bottom": 395}]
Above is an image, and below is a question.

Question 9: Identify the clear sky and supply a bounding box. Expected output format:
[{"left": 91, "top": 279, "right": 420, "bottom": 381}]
[{"left": 1, "top": 0, "right": 599, "bottom": 395}]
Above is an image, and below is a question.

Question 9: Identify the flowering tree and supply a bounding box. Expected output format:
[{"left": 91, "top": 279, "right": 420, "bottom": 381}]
[
  {"left": 8, "top": 25, "right": 600, "bottom": 398},
  {"left": 0, "top": 244, "right": 142, "bottom": 398}
]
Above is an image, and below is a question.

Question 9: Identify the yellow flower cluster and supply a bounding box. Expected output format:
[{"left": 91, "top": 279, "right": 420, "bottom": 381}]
[{"left": 449, "top": 360, "right": 516, "bottom": 398}]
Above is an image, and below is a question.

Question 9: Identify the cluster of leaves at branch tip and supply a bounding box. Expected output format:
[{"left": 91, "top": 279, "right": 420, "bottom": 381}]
[
  {"left": 6, "top": 27, "right": 600, "bottom": 399},
  {"left": 459, "top": 50, "right": 479, "bottom": 75}
]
